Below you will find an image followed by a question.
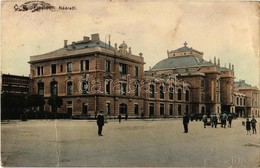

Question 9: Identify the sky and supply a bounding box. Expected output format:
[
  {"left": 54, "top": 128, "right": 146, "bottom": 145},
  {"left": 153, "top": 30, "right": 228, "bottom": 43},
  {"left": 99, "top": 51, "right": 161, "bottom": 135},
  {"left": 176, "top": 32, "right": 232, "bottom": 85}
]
[{"left": 1, "top": 1, "right": 259, "bottom": 87}]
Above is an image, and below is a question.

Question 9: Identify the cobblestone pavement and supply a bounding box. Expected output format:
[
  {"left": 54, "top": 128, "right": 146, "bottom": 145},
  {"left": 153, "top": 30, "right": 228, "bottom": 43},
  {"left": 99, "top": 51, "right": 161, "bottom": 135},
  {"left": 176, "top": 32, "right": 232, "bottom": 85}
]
[{"left": 1, "top": 118, "right": 260, "bottom": 167}]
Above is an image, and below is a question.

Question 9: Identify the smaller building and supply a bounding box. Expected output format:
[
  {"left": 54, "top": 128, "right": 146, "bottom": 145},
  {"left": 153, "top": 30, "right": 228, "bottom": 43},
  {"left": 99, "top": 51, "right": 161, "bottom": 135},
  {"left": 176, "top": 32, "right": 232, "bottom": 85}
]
[
  {"left": 234, "top": 80, "right": 260, "bottom": 117},
  {"left": 1, "top": 74, "right": 30, "bottom": 95}
]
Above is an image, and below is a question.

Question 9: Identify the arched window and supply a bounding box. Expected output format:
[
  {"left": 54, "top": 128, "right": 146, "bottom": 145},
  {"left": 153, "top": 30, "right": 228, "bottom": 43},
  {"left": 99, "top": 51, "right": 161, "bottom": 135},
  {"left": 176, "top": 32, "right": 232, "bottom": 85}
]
[
  {"left": 38, "top": 82, "right": 44, "bottom": 96},
  {"left": 178, "top": 88, "right": 182, "bottom": 101},
  {"left": 67, "top": 81, "right": 73, "bottom": 95},
  {"left": 149, "top": 84, "right": 155, "bottom": 98},
  {"left": 160, "top": 85, "right": 164, "bottom": 99},
  {"left": 169, "top": 86, "right": 174, "bottom": 100},
  {"left": 50, "top": 81, "right": 58, "bottom": 96}
]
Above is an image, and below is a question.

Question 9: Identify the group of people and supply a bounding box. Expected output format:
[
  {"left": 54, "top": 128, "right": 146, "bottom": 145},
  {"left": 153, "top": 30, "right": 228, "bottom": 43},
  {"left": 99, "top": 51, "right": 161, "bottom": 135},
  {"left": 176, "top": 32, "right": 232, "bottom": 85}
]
[{"left": 245, "top": 116, "right": 257, "bottom": 135}]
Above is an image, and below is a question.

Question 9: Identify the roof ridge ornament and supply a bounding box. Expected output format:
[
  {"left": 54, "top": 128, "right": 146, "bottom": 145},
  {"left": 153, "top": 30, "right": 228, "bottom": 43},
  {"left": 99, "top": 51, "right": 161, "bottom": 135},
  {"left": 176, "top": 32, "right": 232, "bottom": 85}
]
[{"left": 184, "top": 41, "right": 187, "bottom": 47}]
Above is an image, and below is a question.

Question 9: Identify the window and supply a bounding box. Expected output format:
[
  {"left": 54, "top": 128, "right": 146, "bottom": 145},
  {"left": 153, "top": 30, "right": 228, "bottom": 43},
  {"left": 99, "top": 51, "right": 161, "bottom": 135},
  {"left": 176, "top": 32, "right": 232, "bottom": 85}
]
[
  {"left": 169, "top": 87, "right": 174, "bottom": 100},
  {"left": 178, "top": 88, "right": 182, "bottom": 101},
  {"left": 51, "top": 64, "right": 56, "bottom": 74},
  {"left": 37, "top": 66, "right": 43, "bottom": 76},
  {"left": 120, "top": 82, "right": 127, "bottom": 95},
  {"left": 160, "top": 103, "right": 165, "bottom": 115},
  {"left": 38, "top": 82, "right": 44, "bottom": 96},
  {"left": 106, "top": 102, "right": 110, "bottom": 115},
  {"left": 67, "top": 81, "right": 73, "bottom": 95},
  {"left": 81, "top": 60, "right": 89, "bottom": 71},
  {"left": 149, "top": 103, "right": 155, "bottom": 116},
  {"left": 149, "top": 84, "right": 155, "bottom": 98},
  {"left": 169, "top": 104, "right": 173, "bottom": 115},
  {"left": 185, "top": 90, "right": 189, "bottom": 101},
  {"left": 105, "top": 80, "right": 110, "bottom": 94},
  {"left": 60, "top": 65, "right": 63, "bottom": 72},
  {"left": 160, "top": 85, "right": 164, "bottom": 99},
  {"left": 134, "top": 82, "right": 138, "bottom": 96},
  {"left": 50, "top": 81, "right": 58, "bottom": 96},
  {"left": 67, "top": 101, "right": 73, "bottom": 115},
  {"left": 134, "top": 66, "right": 138, "bottom": 77},
  {"left": 178, "top": 104, "right": 182, "bottom": 116},
  {"left": 105, "top": 60, "right": 111, "bottom": 72},
  {"left": 134, "top": 104, "right": 139, "bottom": 115},
  {"left": 81, "top": 81, "right": 89, "bottom": 94},
  {"left": 119, "top": 63, "right": 127, "bottom": 74},
  {"left": 185, "top": 105, "right": 189, "bottom": 114},
  {"left": 67, "top": 62, "right": 72, "bottom": 72}
]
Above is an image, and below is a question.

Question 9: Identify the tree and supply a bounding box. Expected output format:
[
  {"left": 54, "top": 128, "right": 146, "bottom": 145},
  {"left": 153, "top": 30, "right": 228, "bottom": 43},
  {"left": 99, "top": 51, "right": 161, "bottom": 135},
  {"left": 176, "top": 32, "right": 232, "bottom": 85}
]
[
  {"left": 47, "top": 96, "right": 63, "bottom": 118},
  {"left": 25, "top": 94, "right": 45, "bottom": 111}
]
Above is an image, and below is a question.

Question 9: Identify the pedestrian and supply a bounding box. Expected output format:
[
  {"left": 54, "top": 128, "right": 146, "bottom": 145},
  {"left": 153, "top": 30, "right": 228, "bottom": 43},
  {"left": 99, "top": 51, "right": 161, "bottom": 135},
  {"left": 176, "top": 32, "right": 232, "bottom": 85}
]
[
  {"left": 227, "top": 113, "right": 233, "bottom": 128},
  {"left": 246, "top": 118, "right": 251, "bottom": 135},
  {"left": 118, "top": 114, "right": 122, "bottom": 123},
  {"left": 202, "top": 114, "right": 207, "bottom": 128},
  {"left": 183, "top": 113, "right": 189, "bottom": 133},
  {"left": 141, "top": 112, "right": 144, "bottom": 119},
  {"left": 212, "top": 113, "right": 218, "bottom": 128},
  {"left": 96, "top": 111, "right": 105, "bottom": 136},
  {"left": 125, "top": 113, "right": 128, "bottom": 121},
  {"left": 221, "top": 113, "right": 228, "bottom": 128},
  {"left": 251, "top": 116, "right": 257, "bottom": 134}
]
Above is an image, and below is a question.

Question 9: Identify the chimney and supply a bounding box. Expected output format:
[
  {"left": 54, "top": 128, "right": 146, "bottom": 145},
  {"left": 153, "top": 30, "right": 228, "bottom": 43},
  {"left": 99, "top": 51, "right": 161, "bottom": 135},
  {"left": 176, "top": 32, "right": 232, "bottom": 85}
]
[
  {"left": 115, "top": 43, "right": 118, "bottom": 50},
  {"left": 229, "top": 63, "right": 231, "bottom": 69},
  {"left": 214, "top": 57, "right": 216, "bottom": 65},
  {"left": 64, "top": 40, "right": 68, "bottom": 48},
  {"left": 91, "top": 33, "right": 100, "bottom": 41},
  {"left": 217, "top": 58, "right": 220, "bottom": 66},
  {"left": 232, "top": 64, "right": 234, "bottom": 70},
  {"left": 83, "top": 36, "right": 90, "bottom": 42}
]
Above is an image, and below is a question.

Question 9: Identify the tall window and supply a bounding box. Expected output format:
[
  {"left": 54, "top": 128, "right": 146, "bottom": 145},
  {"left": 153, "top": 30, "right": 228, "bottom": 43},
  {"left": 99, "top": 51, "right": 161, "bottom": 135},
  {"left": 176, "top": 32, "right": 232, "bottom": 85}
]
[
  {"left": 178, "top": 104, "right": 182, "bottom": 116},
  {"left": 38, "top": 82, "right": 44, "bottom": 96},
  {"left": 134, "top": 82, "right": 139, "bottom": 96},
  {"left": 120, "top": 82, "right": 127, "bottom": 95},
  {"left": 185, "top": 105, "right": 189, "bottom": 114},
  {"left": 105, "top": 60, "right": 111, "bottom": 72},
  {"left": 160, "top": 103, "right": 165, "bottom": 115},
  {"left": 178, "top": 88, "right": 182, "bottom": 101},
  {"left": 185, "top": 90, "right": 189, "bottom": 101},
  {"left": 50, "top": 81, "right": 58, "bottom": 96},
  {"left": 51, "top": 64, "right": 56, "bottom": 74},
  {"left": 67, "top": 62, "right": 72, "bottom": 73},
  {"left": 105, "top": 80, "right": 110, "bottom": 94},
  {"left": 81, "top": 60, "right": 89, "bottom": 71},
  {"left": 169, "top": 86, "right": 174, "bottom": 100},
  {"left": 67, "top": 81, "right": 73, "bottom": 95},
  {"left": 160, "top": 85, "right": 164, "bottom": 99},
  {"left": 106, "top": 102, "right": 110, "bottom": 115},
  {"left": 37, "top": 66, "right": 43, "bottom": 76},
  {"left": 60, "top": 65, "right": 63, "bottom": 72},
  {"left": 119, "top": 63, "right": 127, "bottom": 74},
  {"left": 134, "top": 104, "right": 139, "bottom": 115},
  {"left": 149, "top": 84, "right": 155, "bottom": 98},
  {"left": 134, "top": 66, "right": 138, "bottom": 77},
  {"left": 169, "top": 104, "right": 173, "bottom": 115}
]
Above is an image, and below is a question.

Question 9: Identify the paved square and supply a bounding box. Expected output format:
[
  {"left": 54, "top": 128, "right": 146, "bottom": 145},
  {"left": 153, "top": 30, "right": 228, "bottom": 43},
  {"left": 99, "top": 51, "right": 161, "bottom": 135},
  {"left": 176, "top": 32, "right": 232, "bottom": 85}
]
[{"left": 1, "top": 118, "right": 259, "bottom": 167}]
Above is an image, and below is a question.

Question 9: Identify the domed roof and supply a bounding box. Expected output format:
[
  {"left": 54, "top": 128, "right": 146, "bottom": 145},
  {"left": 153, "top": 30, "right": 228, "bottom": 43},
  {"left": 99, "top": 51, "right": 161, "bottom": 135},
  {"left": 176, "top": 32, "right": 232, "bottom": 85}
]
[{"left": 152, "top": 56, "right": 214, "bottom": 70}]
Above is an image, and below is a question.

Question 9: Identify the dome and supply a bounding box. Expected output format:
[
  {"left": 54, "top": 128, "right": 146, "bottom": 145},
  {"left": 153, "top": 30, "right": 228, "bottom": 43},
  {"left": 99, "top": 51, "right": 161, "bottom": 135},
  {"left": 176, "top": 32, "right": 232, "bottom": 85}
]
[{"left": 152, "top": 56, "right": 214, "bottom": 70}]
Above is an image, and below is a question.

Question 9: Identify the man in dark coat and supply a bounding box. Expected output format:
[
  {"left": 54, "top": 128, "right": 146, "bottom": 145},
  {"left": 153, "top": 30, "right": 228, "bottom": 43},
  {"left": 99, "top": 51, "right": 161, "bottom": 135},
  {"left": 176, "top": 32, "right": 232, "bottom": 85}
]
[
  {"left": 183, "top": 113, "right": 189, "bottom": 133},
  {"left": 97, "top": 111, "right": 105, "bottom": 136}
]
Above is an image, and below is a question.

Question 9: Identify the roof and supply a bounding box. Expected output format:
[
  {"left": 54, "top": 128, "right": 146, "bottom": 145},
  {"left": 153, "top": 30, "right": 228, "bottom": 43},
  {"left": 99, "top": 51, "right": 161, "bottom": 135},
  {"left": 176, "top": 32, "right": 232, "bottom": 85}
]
[
  {"left": 172, "top": 46, "right": 193, "bottom": 52},
  {"left": 220, "top": 67, "right": 232, "bottom": 72},
  {"left": 152, "top": 55, "right": 214, "bottom": 70},
  {"left": 49, "top": 40, "right": 114, "bottom": 54}
]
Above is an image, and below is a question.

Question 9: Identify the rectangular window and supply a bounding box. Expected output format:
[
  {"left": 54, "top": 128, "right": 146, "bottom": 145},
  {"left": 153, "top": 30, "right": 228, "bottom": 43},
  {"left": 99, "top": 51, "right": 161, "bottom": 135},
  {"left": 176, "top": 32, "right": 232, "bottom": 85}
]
[
  {"left": 160, "top": 103, "right": 165, "bottom": 115},
  {"left": 120, "top": 82, "right": 127, "bottom": 95},
  {"left": 149, "top": 103, "right": 154, "bottom": 116},
  {"left": 134, "top": 104, "right": 139, "bottom": 115},
  {"left": 134, "top": 83, "right": 139, "bottom": 96},
  {"left": 81, "top": 60, "right": 89, "bottom": 71},
  {"left": 106, "top": 60, "right": 111, "bottom": 72},
  {"left": 134, "top": 66, "right": 138, "bottom": 77},
  {"left": 106, "top": 102, "right": 110, "bottom": 115},
  {"left": 169, "top": 104, "right": 173, "bottom": 115},
  {"left": 60, "top": 65, "right": 63, "bottom": 72},
  {"left": 67, "top": 62, "right": 72, "bottom": 72},
  {"left": 37, "top": 67, "right": 41, "bottom": 76},
  {"left": 106, "top": 80, "right": 110, "bottom": 94},
  {"left": 119, "top": 63, "right": 127, "bottom": 74},
  {"left": 51, "top": 64, "right": 56, "bottom": 74}
]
